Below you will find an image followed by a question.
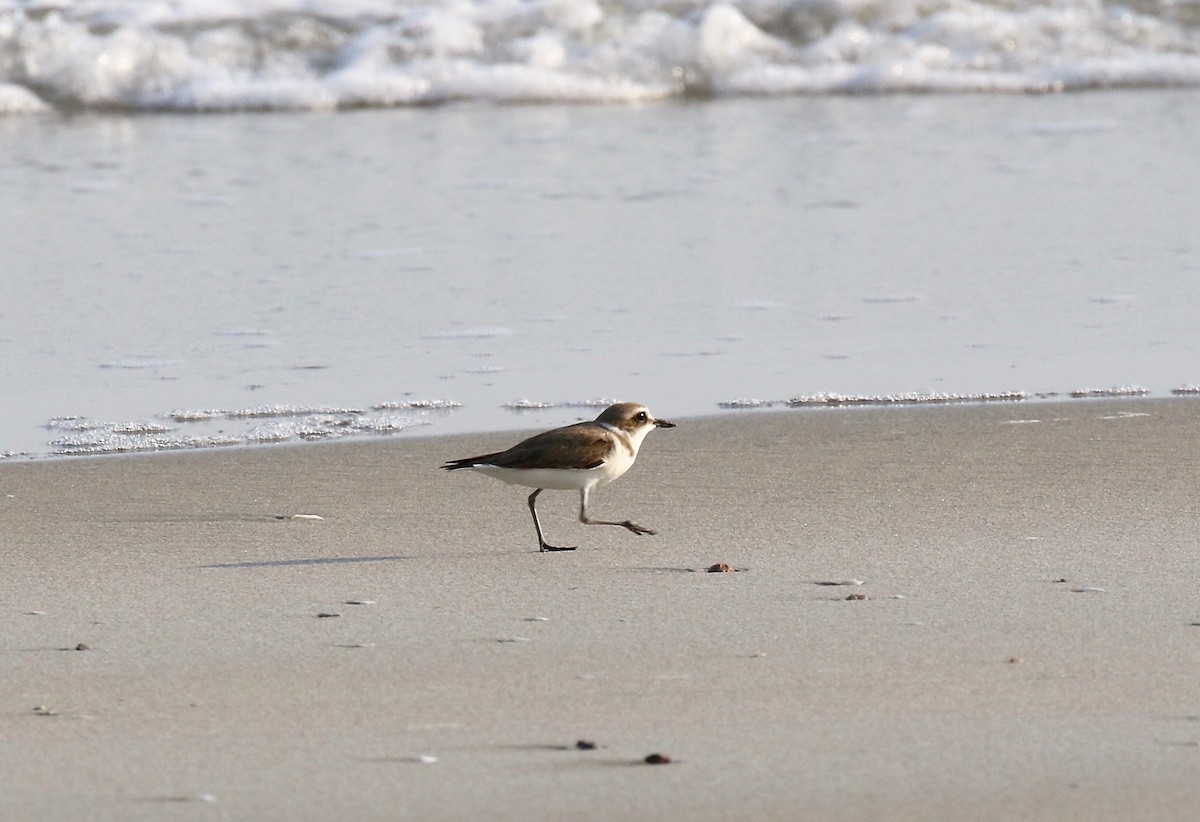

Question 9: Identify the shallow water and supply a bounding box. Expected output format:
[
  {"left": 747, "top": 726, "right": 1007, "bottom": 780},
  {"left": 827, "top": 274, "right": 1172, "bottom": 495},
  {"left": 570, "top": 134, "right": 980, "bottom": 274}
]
[{"left": 3, "top": 90, "right": 1200, "bottom": 456}]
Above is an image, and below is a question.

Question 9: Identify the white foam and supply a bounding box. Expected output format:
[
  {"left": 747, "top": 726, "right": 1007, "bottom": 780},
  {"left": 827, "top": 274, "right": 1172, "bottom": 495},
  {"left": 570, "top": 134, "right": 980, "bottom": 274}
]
[
  {"left": 43, "top": 400, "right": 457, "bottom": 455},
  {"left": 786, "top": 391, "right": 1028, "bottom": 407},
  {"left": 0, "top": 82, "right": 50, "bottom": 113},
  {"left": 4, "top": 1, "right": 1199, "bottom": 113},
  {"left": 719, "top": 384, "right": 1196, "bottom": 412},
  {"left": 167, "top": 409, "right": 226, "bottom": 422},
  {"left": 504, "top": 398, "right": 619, "bottom": 411},
  {"left": 373, "top": 399, "right": 462, "bottom": 410},
  {"left": 1069, "top": 386, "right": 1151, "bottom": 399},
  {"left": 718, "top": 399, "right": 777, "bottom": 409},
  {"left": 225, "top": 404, "right": 363, "bottom": 419}
]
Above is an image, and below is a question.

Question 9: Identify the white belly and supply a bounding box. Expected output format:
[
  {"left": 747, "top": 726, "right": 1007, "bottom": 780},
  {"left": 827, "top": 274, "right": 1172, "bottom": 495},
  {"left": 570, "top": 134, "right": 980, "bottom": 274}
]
[{"left": 474, "top": 453, "right": 633, "bottom": 492}]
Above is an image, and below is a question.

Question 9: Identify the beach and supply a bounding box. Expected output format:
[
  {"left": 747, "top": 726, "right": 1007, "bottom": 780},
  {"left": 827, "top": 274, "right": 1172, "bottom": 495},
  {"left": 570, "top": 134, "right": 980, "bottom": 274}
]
[
  {"left": 4, "top": 397, "right": 1199, "bottom": 820},
  {"left": 6, "top": 2, "right": 1200, "bottom": 816}
]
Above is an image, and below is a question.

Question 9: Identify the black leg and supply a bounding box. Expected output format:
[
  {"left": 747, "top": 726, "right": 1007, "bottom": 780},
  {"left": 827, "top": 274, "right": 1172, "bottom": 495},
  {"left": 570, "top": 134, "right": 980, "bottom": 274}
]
[{"left": 528, "top": 489, "right": 576, "bottom": 552}]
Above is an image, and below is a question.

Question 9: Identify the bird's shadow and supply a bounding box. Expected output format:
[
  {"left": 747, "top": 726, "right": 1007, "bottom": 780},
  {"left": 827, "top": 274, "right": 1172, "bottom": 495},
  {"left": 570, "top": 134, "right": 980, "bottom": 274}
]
[{"left": 199, "top": 555, "right": 409, "bottom": 570}]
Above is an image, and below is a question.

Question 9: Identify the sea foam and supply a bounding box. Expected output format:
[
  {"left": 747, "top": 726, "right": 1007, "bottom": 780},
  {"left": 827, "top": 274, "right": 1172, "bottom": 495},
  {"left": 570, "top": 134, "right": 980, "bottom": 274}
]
[
  {"left": 3, "top": 1, "right": 1199, "bottom": 113},
  {"left": 43, "top": 400, "right": 460, "bottom": 456}
]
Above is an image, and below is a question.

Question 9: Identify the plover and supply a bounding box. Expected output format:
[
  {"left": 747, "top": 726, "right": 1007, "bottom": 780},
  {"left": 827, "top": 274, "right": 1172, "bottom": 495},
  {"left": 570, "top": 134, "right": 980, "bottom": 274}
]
[{"left": 442, "top": 402, "right": 675, "bottom": 552}]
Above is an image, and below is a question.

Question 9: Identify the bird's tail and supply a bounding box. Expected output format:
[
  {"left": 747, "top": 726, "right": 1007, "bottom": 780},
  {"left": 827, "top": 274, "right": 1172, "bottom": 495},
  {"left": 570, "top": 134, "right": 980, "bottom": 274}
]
[{"left": 442, "top": 454, "right": 495, "bottom": 471}]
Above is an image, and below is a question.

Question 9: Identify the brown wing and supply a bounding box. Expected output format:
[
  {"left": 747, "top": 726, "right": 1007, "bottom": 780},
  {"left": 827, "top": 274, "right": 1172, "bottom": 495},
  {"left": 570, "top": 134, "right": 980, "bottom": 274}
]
[
  {"left": 490, "top": 423, "right": 613, "bottom": 470},
  {"left": 443, "top": 422, "right": 612, "bottom": 471}
]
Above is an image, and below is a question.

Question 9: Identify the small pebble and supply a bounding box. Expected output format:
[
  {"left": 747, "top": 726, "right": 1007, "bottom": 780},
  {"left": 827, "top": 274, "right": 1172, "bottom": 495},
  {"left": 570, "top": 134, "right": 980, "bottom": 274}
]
[
  {"left": 575, "top": 740, "right": 597, "bottom": 750},
  {"left": 33, "top": 705, "right": 57, "bottom": 716},
  {"left": 289, "top": 514, "right": 324, "bottom": 521},
  {"left": 497, "top": 636, "right": 531, "bottom": 643},
  {"left": 344, "top": 600, "right": 375, "bottom": 606},
  {"left": 845, "top": 593, "right": 869, "bottom": 601},
  {"left": 1007, "top": 656, "right": 1023, "bottom": 664},
  {"left": 316, "top": 612, "right": 341, "bottom": 618},
  {"left": 1070, "top": 587, "right": 1105, "bottom": 593},
  {"left": 643, "top": 753, "right": 672, "bottom": 765},
  {"left": 74, "top": 643, "right": 90, "bottom": 651},
  {"left": 816, "top": 579, "right": 864, "bottom": 586},
  {"left": 707, "top": 563, "right": 735, "bottom": 573},
  {"left": 26, "top": 610, "right": 47, "bottom": 616},
  {"left": 415, "top": 754, "right": 438, "bottom": 764}
]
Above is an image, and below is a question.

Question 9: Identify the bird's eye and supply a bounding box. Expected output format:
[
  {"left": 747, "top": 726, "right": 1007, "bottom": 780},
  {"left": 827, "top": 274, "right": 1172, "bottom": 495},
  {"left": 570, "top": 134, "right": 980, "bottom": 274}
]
[{"left": 636, "top": 411, "right": 647, "bottom": 421}]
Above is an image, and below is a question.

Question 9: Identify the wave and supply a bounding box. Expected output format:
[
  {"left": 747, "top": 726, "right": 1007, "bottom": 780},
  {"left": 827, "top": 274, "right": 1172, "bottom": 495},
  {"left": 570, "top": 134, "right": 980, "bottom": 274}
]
[{"left": 3, "top": 0, "right": 1200, "bottom": 113}]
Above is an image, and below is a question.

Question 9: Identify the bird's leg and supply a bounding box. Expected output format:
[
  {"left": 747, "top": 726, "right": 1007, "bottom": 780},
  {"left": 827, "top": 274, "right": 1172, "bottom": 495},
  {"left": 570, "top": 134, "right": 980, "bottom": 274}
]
[
  {"left": 577, "top": 487, "right": 656, "bottom": 536},
  {"left": 528, "top": 489, "right": 576, "bottom": 552}
]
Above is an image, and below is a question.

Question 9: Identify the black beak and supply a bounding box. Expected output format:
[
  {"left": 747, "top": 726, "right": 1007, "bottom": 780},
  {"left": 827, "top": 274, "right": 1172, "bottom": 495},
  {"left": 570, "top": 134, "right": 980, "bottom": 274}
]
[{"left": 653, "top": 419, "right": 676, "bottom": 428}]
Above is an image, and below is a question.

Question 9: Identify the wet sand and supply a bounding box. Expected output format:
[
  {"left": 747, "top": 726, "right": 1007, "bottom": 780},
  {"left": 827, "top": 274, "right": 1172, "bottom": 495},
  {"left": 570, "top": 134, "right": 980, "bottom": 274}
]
[{"left": 3, "top": 398, "right": 1200, "bottom": 820}]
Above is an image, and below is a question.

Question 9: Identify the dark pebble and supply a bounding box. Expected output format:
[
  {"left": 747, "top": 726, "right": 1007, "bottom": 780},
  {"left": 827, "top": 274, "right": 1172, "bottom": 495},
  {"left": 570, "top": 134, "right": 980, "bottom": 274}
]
[
  {"left": 575, "top": 740, "right": 597, "bottom": 750},
  {"left": 643, "top": 753, "right": 672, "bottom": 765}
]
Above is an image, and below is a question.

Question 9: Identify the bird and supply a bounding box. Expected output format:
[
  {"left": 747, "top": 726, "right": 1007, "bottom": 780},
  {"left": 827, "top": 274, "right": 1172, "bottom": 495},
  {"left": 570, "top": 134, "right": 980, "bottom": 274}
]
[{"left": 442, "top": 402, "right": 675, "bottom": 552}]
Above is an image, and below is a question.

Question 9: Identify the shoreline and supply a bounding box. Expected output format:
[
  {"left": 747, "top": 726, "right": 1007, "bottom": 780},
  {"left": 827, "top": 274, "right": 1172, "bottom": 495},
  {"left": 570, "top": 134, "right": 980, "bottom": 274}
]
[
  {"left": 4, "top": 397, "right": 1200, "bottom": 820},
  {"left": 5, "top": 388, "right": 1197, "bottom": 462}
]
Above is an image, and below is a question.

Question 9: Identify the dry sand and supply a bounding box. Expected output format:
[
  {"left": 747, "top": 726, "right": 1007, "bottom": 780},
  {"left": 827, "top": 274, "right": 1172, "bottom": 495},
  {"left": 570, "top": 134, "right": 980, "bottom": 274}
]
[{"left": 3, "top": 398, "right": 1200, "bottom": 821}]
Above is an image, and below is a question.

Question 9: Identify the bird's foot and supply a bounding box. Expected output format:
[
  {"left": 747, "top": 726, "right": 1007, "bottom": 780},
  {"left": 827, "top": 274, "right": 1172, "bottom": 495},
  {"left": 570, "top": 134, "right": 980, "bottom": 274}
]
[
  {"left": 540, "top": 543, "right": 578, "bottom": 552},
  {"left": 621, "top": 521, "right": 656, "bottom": 536}
]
